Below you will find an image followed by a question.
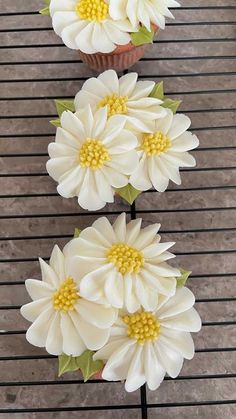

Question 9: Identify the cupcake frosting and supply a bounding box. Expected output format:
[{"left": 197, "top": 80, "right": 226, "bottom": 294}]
[
  {"left": 109, "top": 0, "right": 181, "bottom": 31},
  {"left": 49, "top": 0, "right": 134, "bottom": 53}
]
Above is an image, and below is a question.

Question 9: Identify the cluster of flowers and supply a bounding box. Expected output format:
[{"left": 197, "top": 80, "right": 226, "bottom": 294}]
[
  {"left": 21, "top": 213, "right": 201, "bottom": 392},
  {"left": 43, "top": 0, "right": 180, "bottom": 53},
  {"left": 47, "top": 70, "right": 199, "bottom": 210}
]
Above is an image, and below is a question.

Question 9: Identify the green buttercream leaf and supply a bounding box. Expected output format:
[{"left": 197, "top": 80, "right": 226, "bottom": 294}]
[
  {"left": 115, "top": 184, "right": 141, "bottom": 205},
  {"left": 74, "top": 228, "right": 81, "bottom": 238},
  {"left": 58, "top": 354, "right": 78, "bottom": 377},
  {"left": 177, "top": 268, "right": 192, "bottom": 288},
  {"left": 58, "top": 351, "right": 103, "bottom": 381},
  {"left": 39, "top": 6, "right": 50, "bottom": 15},
  {"left": 55, "top": 99, "right": 75, "bottom": 118},
  {"left": 44, "top": 0, "right": 51, "bottom": 5},
  {"left": 75, "top": 350, "right": 104, "bottom": 382},
  {"left": 130, "top": 25, "right": 154, "bottom": 46},
  {"left": 50, "top": 119, "right": 61, "bottom": 127},
  {"left": 149, "top": 81, "right": 164, "bottom": 100},
  {"left": 162, "top": 98, "right": 182, "bottom": 114}
]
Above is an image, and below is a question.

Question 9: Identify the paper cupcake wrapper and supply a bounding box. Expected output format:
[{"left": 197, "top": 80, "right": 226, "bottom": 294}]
[
  {"left": 78, "top": 25, "right": 159, "bottom": 72},
  {"left": 78, "top": 44, "right": 149, "bottom": 72}
]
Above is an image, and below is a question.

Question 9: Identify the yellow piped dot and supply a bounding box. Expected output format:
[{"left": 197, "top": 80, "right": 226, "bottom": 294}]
[
  {"left": 75, "top": 0, "right": 108, "bottom": 22},
  {"left": 98, "top": 93, "right": 128, "bottom": 117},
  {"left": 141, "top": 131, "right": 172, "bottom": 157},
  {"left": 123, "top": 311, "right": 161, "bottom": 345},
  {"left": 107, "top": 243, "right": 144, "bottom": 275},
  {"left": 53, "top": 277, "right": 79, "bottom": 312},
  {"left": 78, "top": 138, "right": 110, "bottom": 170}
]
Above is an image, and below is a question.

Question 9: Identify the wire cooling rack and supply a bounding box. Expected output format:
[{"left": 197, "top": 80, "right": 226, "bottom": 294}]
[{"left": 0, "top": 0, "right": 236, "bottom": 417}]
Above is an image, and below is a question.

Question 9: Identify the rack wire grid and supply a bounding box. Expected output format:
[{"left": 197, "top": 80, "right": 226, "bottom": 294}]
[{"left": 0, "top": 0, "right": 236, "bottom": 418}]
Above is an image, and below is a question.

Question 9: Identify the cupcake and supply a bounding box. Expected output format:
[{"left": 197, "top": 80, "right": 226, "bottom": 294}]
[
  {"left": 47, "top": 71, "right": 199, "bottom": 211},
  {"left": 40, "top": 0, "right": 180, "bottom": 71},
  {"left": 21, "top": 214, "right": 201, "bottom": 389}
]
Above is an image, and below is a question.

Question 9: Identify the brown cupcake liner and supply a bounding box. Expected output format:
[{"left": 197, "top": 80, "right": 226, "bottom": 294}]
[{"left": 78, "top": 25, "right": 159, "bottom": 72}]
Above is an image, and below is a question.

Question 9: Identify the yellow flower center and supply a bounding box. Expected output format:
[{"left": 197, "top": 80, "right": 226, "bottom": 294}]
[
  {"left": 75, "top": 0, "right": 108, "bottom": 22},
  {"left": 78, "top": 138, "right": 110, "bottom": 170},
  {"left": 123, "top": 311, "right": 161, "bottom": 345},
  {"left": 53, "top": 278, "right": 79, "bottom": 312},
  {"left": 141, "top": 131, "right": 172, "bottom": 156},
  {"left": 107, "top": 243, "right": 144, "bottom": 275},
  {"left": 98, "top": 94, "right": 128, "bottom": 117}
]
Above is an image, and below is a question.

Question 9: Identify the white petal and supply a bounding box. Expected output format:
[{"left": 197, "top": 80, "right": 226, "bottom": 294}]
[
  {"left": 39, "top": 258, "right": 59, "bottom": 288},
  {"left": 57, "top": 166, "right": 86, "bottom": 198},
  {"left": 134, "top": 224, "right": 161, "bottom": 250},
  {"left": 70, "top": 310, "right": 110, "bottom": 350},
  {"left": 94, "top": 337, "right": 129, "bottom": 361},
  {"left": 160, "top": 328, "right": 195, "bottom": 360},
  {"left": 144, "top": 261, "right": 180, "bottom": 278},
  {"left": 91, "top": 107, "right": 108, "bottom": 138},
  {"left": 148, "top": 155, "right": 169, "bottom": 192},
  {"left": 66, "top": 255, "right": 105, "bottom": 282},
  {"left": 80, "top": 264, "right": 113, "bottom": 302},
  {"left": 98, "top": 70, "right": 119, "bottom": 94},
  {"left": 130, "top": 155, "right": 152, "bottom": 191},
  {"left": 49, "top": 245, "right": 66, "bottom": 283},
  {"left": 104, "top": 271, "right": 124, "bottom": 308},
  {"left": 26, "top": 307, "right": 55, "bottom": 348},
  {"left": 78, "top": 170, "right": 106, "bottom": 211},
  {"left": 101, "top": 165, "right": 128, "bottom": 188},
  {"left": 102, "top": 340, "right": 136, "bottom": 381},
  {"left": 154, "top": 340, "right": 183, "bottom": 378},
  {"left": 161, "top": 308, "right": 202, "bottom": 332},
  {"left": 141, "top": 269, "right": 176, "bottom": 297},
  {"left": 124, "top": 274, "right": 140, "bottom": 313},
  {"left": 20, "top": 298, "right": 51, "bottom": 322},
  {"left": 25, "top": 279, "right": 54, "bottom": 301},
  {"left": 125, "top": 218, "right": 142, "bottom": 245},
  {"left": 154, "top": 108, "right": 173, "bottom": 134},
  {"left": 61, "top": 110, "right": 85, "bottom": 140},
  {"left": 46, "top": 157, "right": 76, "bottom": 182},
  {"left": 165, "top": 151, "right": 196, "bottom": 168},
  {"left": 144, "top": 342, "right": 165, "bottom": 391},
  {"left": 143, "top": 242, "right": 175, "bottom": 259},
  {"left": 61, "top": 21, "right": 87, "bottom": 49},
  {"left": 45, "top": 312, "right": 63, "bottom": 355},
  {"left": 108, "top": 129, "right": 138, "bottom": 153},
  {"left": 130, "top": 80, "right": 156, "bottom": 100},
  {"left": 92, "top": 217, "right": 116, "bottom": 244},
  {"left": 168, "top": 114, "right": 191, "bottom": 140},
  {"left": 135, "top": 275, "right": 158, "bottom": 311},
  {"left": 76, "top": 299, "right": 117, "bottom": 328},
  {"left": 157, "top": 287, "right": 195, "bottom": 319},
  {"left": 119, "top": 73, "right": 138, "bottom": 97},
  {"left": 91, "top": 23, "right": 115, "bottom": 53},
  {"left": 107, "top": 151, "right": 139, "bottom": 175},
  {"left": 75, "top": 22, "right": 97, "bottom": 54},
  {"left": 171, "top": 131, "right": 199, "bottom": 152},
  {"left": 112, "top": 212, "right": 127, "bottom": 242},
  {"left": 61, "top": 313, "right": 86, "bottom": 356},
  {"left": 125, "top": 345, "right": 146, "bottom": 392},
  {"left": 51, "top": 11, "right": 78, "bottom": 36}
]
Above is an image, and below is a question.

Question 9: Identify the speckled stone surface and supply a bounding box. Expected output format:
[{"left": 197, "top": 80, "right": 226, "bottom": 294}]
[{"left": 0, "top": 0, "right": 236, "bottom": 418}]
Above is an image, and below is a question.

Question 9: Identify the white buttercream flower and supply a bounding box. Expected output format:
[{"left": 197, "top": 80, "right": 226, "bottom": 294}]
[
  {"left": 20, "top": 245, "right": 117, "bottom": 356},
  {"left": 46, "top": 106, "right": 139, "bottom": 211},
  {"left": 74, "top": 70, "right": 167, "bottom": 132},
  {"left": 64, "top": 213, "right": 181, "bottom": 313},
  {"left": 94, "top": 287, "right": 201, "bottom": 392},
  {"left": 130, "top": 109, "right": 199, "bottom": 193},
  {"left": 109, "top": 0, "right": 181, "bottom": 31},
  {"left": 49, "top": 0, "right": 134, "bottom": 53}
]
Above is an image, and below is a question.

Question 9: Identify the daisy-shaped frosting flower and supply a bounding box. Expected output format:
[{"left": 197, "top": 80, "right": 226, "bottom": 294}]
[
  {"left": 94, "top": 287, "right": 201, "bottom": 392},
  {"left": 46, "top": 106, "right": 139, "bottom": 211},
  {"left": 109, "top": 0, "right": 180, "bottom": 31},
  {"left": 20, "top": 245, "right": 117, "bottom": 356},
  {"left": 64, "top": 213, "right": 181, "bottom": 313},
  {"left": 49, "top": 0, "right": 134, "bottom": 53},
  {"left": 74, "top": 70, "right": 167, "bottom": 132},
  {"left": 130, "top": 108, "right": 199, "bottom": 193}
]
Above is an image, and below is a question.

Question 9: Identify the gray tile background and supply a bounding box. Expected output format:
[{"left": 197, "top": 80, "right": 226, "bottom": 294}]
[{"left": 0, "top": 0, "right": 236, "bottom": 418}]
